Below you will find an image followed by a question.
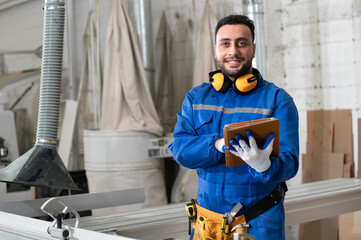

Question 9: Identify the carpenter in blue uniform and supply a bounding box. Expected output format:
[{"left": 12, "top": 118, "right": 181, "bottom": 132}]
[{"left": 169, "top": 15, "right": 299, "bottom": 240}]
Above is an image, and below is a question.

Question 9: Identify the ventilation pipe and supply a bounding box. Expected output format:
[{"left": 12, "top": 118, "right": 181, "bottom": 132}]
[
  {"left": 129, "top": 0, "right": 155, "bottom": 99},
  {"left": 243, "top": 0, "right": 267, "bottom": 77},
  {"left": 0, "top": 0, "right": 78, "bottom": 190}
]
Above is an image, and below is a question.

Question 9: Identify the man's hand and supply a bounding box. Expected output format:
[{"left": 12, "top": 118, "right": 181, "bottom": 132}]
[
  {"left": 215, "top": 138, "right": 225, "bottom": 153},
  {"left": 227, "top": 130, "right": 274, "bottom": 172}
]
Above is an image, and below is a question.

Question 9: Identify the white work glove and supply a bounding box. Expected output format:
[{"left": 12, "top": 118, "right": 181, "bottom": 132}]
[
  {"left": 227, "top": 130, "right": 274, "bottom": 172},
  {"left": 215, "top": 138, "right": 225, "bottom": 153}
]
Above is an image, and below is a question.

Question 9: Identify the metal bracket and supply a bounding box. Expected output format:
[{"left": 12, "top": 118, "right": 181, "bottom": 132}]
[{"left": 40, "top": 197, "right": 80, "bottom": 239}]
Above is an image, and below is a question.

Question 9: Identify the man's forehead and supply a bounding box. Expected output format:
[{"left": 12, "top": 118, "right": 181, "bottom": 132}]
[{"left": 216, "top": 24, "right": 252, "bottom": 41}]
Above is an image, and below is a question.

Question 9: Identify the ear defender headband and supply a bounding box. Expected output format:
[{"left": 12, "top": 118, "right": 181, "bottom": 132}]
[{"left": 209, "top": 69, "right": 261, "bottom": 95}]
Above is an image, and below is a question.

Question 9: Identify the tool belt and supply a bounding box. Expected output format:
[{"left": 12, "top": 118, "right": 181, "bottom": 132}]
[{"left": 186, "top": 182, "right": 287, "bottom": 240}]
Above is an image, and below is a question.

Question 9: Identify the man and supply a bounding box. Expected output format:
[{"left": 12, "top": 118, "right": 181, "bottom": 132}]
[{"left": 169, "top": 15, "right": 299, "bottom": 240}]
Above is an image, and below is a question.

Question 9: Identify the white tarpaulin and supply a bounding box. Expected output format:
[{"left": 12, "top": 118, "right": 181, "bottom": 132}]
[
  {"left": 192, "top": 1, "right": 218, "bottom": 87},
  {"left": 100, "top": 0, "right": 163, "bottom": 136},
  {"left": 78, "top": 4, "right": 102, "bottom": 131},
  {"left": 154, "top": 11, "right": 174, "bottom": 120},
  {"left": 61, "top": 3, "right": 102, "bottom": 170}
]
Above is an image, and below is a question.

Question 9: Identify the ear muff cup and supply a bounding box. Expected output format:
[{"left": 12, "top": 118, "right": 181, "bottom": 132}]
[
  {"left": 209, "top": 70, "right": 232, "bottom": 94},
  {"left": 209, "top": 69, "right": 261, "bottom": 95},
  {"left": 232, "top": 73, "right": 258, "bottom": 95}
]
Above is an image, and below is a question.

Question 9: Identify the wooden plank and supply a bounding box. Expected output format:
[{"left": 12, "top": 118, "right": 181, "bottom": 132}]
[
  {"left": 301, "top": 110, "right": 352, "bottom": 240},
  {"left": 358, "top": 118, "right": 361, "bottom": 178},
  {"left": 302, "top": 153, "right": 307, "bottom": 180},
  {"left": 344, "top": 163, "right": 351, "bottom": 178},
  {"left": 299, "top": 218, "right": 338, "bottom": 240},
  {"left": 58, "top": 99, "right": 78, "bottom": 169},
  {"left": 306, "top": 121, "right": 333, "bottom": 153},
  {"left": 340, "top": 118, "right": 361, "bottom": 239},
  {"left": 339, "top": 210, "right": 361, "bottom": 240},
  {"left": 303, "top": 151, "right": 344, "bottom": 183},
  {"left": 307, "top": 110, "right": 353, "bottom": 166},
  {"left": 301, "top": 151, "right": 344, "bottom": 240}
]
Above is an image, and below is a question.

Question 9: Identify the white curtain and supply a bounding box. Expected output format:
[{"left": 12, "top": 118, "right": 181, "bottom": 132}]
[
  {"left": 192, "top": 1, "right": 218, "bottom": 87},
  {"left": 100, "top": 0, "right": 163, "bottom": 136},
  {"left": 78, "top": 1, "right": 102, "bottom": 131},
  {"left": 154, "top": 11, "right": 174, "bottom": 121}
]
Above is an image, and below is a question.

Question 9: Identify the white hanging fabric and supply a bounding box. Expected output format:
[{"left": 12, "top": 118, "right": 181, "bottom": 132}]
[
  {"left": 59, "top": 0, "right": 101, "bottom": 169},
  {"left": 100, "top": 0, "right": 163, "bottom": 136},
  {"left": 192, "top": 1, "right": 218, "bottom": 87},
  {"left": 78, "top": 0, "right": 102, "bottom": 130},
  {"left": 154, "top": 11, "right": 174, "bottom": 121}
]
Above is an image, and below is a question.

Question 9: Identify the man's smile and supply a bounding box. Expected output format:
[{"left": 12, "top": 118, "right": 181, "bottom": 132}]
[{"left": 224, "top": 57, "right": 243, "bottom": 67}]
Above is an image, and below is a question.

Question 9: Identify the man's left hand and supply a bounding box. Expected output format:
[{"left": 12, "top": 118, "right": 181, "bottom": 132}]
[{"left": 227, "top": 130, "right": 274, "bottom": 172}]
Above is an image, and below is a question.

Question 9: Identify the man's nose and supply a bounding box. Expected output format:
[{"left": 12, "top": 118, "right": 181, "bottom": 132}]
[{"left": 228, "top": 44, "right": 238, "bottom": 55}]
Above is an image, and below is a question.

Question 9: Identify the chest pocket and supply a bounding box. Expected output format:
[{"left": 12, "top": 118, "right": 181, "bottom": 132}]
[{"left": 194, "top": 110, "right": 214, "bottom": 135}]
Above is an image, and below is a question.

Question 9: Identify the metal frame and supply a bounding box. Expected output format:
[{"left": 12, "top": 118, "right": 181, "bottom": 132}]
[
  {"left": 0, "top": 188, "right": 145, "bottom": 218},
  {"left": 284, "top": 178, "right": 361, "bottom": 225},
  {"left": 67, "top": 178, "right": 361, "bottom": 239},
  {"left": 0, "top": 210, "right": 134, "bottom": 240},
  {"left": 0, "top": 179, "right": 361, "bottom": 239}
]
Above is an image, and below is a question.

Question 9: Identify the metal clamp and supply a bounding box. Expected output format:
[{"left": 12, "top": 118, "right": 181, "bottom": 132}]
[
  {"left": 231, "top": 224, "right": 255, "bottom": 240},
  {"left": 41, "top": 197, "right": 80, "bottom": 239},
  {"left": 231, "top": 223, "right": 250, "bottom": 232},
  {"left": 232, "top": 232, "right": 257, "bottom": 240}
]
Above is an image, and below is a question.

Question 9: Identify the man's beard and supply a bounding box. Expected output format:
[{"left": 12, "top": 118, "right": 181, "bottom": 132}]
[{"left": 216, "top": 57, "right": 253, "bottom": 80}]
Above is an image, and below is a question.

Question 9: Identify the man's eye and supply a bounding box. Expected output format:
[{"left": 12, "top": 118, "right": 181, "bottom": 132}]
[
  {"left": 220, "top": 42, "right": 229, "bottom": 47},
  {"left": 237, "top": 42, "right": 246, "bottom": 47}
]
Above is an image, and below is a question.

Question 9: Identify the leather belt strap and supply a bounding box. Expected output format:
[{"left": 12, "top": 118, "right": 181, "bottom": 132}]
[
  {"left": 243, "top": 182, "right": 287, "bottom": 222},
  {"left": 187, "top": 182, "right": 287, "bottom": 239}
]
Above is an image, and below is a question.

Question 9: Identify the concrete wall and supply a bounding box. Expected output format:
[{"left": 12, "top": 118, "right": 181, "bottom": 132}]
[
  {"left": 266, "top": 0, "right": 361, "bottom": 183},
  {"left": 1, "top": 0, "right": 360, "bottom": 183}
]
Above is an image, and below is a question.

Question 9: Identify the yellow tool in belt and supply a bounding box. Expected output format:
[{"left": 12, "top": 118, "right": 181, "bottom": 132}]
[
  {"left": 186, "top": 202, "right": 197, "bottom": 235},
  {"left": 221, "top": 202, "right": 243, "bottom": 235}
]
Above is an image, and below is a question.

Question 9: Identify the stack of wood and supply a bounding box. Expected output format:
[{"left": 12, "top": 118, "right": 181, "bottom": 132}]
[
  {"left": 337, "top": 119, "right": 361, "bottom": 240},
  {"left": 300, "top": 110, "right": 354, "bottom": 240}
]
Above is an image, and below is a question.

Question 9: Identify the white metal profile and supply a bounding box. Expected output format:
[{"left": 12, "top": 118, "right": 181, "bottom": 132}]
[{"left": 1, "top": 179, "right": 361, "bottom": 239}]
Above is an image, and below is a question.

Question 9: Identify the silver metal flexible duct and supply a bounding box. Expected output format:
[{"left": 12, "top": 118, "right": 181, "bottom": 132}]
[
  {"left": 37, "top": 0, "right": 64, "bottom": 148},
  {"left": 0, "top": 0, "right": 78, "bottom": 190},
  {"left": 129, "top": 0, "right": 155, "bottom": 99},
  {"left": 243, "top": 0, "right": 267, "bottom": 77}
]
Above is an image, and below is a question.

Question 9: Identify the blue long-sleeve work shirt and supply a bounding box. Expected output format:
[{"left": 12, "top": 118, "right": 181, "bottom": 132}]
[{"left": 169, "top": 74, "right": 299, "bottom": 238}]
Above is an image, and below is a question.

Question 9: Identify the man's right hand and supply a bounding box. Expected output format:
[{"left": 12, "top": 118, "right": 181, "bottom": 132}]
[{"left": 215, "top": 138, "right": 225, "bottom": 153}]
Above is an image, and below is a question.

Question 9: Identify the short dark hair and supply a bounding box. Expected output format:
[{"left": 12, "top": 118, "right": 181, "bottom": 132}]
[{"left": 215, "top": 15, "right": 255, "bottom": 43}]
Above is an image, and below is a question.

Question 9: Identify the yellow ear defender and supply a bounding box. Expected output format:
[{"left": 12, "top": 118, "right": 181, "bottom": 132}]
[
  {"left": 209, "top": 71, "right": 232, "bottom": 93},
  {"left": 209, "top": 69, "right": 260, "bottom": 95},
  {"left": 233, "top": 73, "right": 258, "bottom": 94}
]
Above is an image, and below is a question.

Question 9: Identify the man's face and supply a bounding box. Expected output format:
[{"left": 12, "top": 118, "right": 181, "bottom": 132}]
[{"left": 214, "top": 24, "right": 256, "bottom": 81}]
